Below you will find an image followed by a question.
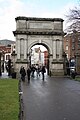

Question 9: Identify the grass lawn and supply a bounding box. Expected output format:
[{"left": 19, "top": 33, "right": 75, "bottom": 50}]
[{"left": 0, "top": 78, "right": 19, "bottom": 120}]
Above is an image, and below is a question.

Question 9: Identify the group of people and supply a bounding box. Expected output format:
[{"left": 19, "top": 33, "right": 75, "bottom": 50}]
[{"left": 20, "top": 64, "right": 46, "bottom": 83}]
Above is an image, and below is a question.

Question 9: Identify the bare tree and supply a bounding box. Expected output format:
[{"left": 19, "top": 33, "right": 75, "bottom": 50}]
[{"left": 65, "top": 2, "right": 80, "bottom": 32}]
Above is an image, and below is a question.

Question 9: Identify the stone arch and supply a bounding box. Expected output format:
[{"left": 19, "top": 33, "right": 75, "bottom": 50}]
[
  {"left": 13, "top": 16, "right": 64, "bottom": 76},
  {"left": 28, "top": 41, "right": 52, "bottom": 55},
  {"left": 28, "top": 42, "right": 51, "bottom": 75}
]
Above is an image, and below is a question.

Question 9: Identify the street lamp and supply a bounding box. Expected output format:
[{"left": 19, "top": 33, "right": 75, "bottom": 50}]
[
  {"left": 11, "top": 50, "right": 17, "bottom": 72},
  {"left": 62, "top": 52, "right": 67, "bottom": 75},
  {"left": 2, "top": 50, "right": 5, "bottom": 72}
]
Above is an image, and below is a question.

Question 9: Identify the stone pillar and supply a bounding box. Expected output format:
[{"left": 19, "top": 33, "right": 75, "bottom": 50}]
[
  {"left": 59, "top": 40, "right": 63, "bottom": 59},
  {"left": 53, "top": 40, "right": 56, "bottom": 59},
  {"left": 11, "top": 52, "right": 17, "bottom": 72},
  {"left": 17, "top": 39, "right": 20, "bottom": 60},
  {"left": 24, "top": 39, "right": 27, "bottom": 59},
  {"left": 56, "top": 39, "right": 60, "bottom": 59},
  {"left": 49, "top": 54, "right": 53, "bottom": 76},
  {"left": 51, "top": 39, "right": 64, "bottom": 76}
]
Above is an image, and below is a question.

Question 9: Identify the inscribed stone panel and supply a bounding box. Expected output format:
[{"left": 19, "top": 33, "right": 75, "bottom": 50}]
[{"left": 29, "top": 21, "right": 53, "bottom": 29}]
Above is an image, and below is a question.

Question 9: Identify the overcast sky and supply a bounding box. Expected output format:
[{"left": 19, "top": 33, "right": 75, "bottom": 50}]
[{"left": 0, "top": 0, "right": 78, "bottom": 41}]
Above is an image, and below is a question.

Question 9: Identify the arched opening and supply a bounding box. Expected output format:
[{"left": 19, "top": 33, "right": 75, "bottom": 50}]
[{"left": 28, "top": 43, "right": 50, "bottom": 75}]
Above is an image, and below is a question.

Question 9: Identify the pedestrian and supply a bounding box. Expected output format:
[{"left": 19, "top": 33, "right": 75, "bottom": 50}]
[
  {"left": 36, "top": 65, "right": 41, "bottom": 77},
  {"left": 27, "top": 66, "right": 31, "bottom": 83},
  {"left": 31, "top": 64, "right": 36, "bottom": 78},
  {"left": 20, "top": 66, "right": 26, "bottom": 82},
  {"left": 41, "top": 65, "right": 46, "bottom": 81},
  {"left": 2, "top": 63, "right": 4, "bottom": 72},
  {"left": 70, "top": 69, "right": 76, "bottom": 79},
  {"left": 6, "top": 64, "right": 8, "bottom": 72},
  {"left": 7, "top": 59, "right": 12, "bottom": 76}
]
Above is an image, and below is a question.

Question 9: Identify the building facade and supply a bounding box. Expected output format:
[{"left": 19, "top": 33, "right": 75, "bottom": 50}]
[
  {"left": 64, "top": 31, "right": 80, "bottom": 60},
  {"left": 64, "top": 31, "right": 80, "bottom": 74}
]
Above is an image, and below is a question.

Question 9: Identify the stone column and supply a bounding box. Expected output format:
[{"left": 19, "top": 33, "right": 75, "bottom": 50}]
[
  {"left": 53, "top": 40, "right": 56, "bottom": 59},
  {"left": 17, "top": 39, "right": 20, "bottom": 59},
  {"left": 56, "top": 39, "right": 60, "bottom": 58},
  {"left": 59, "top": 40, "right": 63, "bottom": 59},
  {"left": 24, "top": 39, "right": 27, "bottom": 59},
  {"left": 49, "top": 54, "right": 53, "bottom": 75}
]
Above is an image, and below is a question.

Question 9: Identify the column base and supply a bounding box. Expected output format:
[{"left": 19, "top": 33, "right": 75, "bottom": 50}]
[
  {"left": 50, "top": 69, "right": 64, "bottom": 76},
  {"left": 50, "top": 60, "right": 64, "bottom": 76}
]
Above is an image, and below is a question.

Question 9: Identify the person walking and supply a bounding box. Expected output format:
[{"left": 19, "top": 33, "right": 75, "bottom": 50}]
[
  {"left": 31, "top": 64, "right": 36, "bottom": 78},
  {"left": 36, "top": 65, "right": 40, "bottom": 77},
  {"left": 41, "top": 65, "right": 46, "bottom": 81},
  {"left": 27, "top": 66, "right": 31, "bottom": 83},
  {"left": 7, "top": 59, "right": 12, "bottom": 76},
  {"left": 20, "top": 66, "right": 26, "bottom": 82}
]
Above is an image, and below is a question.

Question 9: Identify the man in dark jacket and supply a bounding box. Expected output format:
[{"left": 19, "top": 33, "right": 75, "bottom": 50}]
[
  {"left": 20, "top": 66, "right": 26, "bottom": 82},
  {"left": 27, "top": 66, "right": 31, "bottom": 83},
  {"left": 41, "top": 65, "right": 46, "bottom": 81}
]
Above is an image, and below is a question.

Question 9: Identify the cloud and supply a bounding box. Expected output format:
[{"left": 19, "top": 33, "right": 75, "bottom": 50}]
[
  {"left": 0, "top": 0, "right": 25, "bottom": 40},
  {"left": 0, "top": 0, "right": 78, "bottom": 40}
]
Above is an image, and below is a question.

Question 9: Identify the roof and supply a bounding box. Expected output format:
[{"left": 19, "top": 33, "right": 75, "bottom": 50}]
[
  {"left": 0, "top": 39, "right": 15, "bottom": 46},
  {"left": 15, "top": 16, "right": 64, "bottom": 22}
]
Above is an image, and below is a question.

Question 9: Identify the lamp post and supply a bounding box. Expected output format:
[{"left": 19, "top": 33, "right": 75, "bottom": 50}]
[
  {"left": 63, "top": 52, "right": 67, "bottom": 75},
  {"left": 2, "top": 50, "right": 5, "bottom": 72},
  {"left": 11, "top": 50, "right": 17, "bottom": 71}
]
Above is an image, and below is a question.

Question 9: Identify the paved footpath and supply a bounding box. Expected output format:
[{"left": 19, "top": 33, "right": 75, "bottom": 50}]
[
  {"left": 0, "top": 72, "right": 9, "bottom": 79},
  {"left": 21, "top": 74, "right": 80, "bottom": 120}
]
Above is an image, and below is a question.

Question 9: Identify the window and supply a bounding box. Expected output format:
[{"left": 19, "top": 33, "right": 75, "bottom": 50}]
[
  {"left": 14, "top": 45, "right": 15, "bottom": 49},
  {"left": 78, "top": 43, "right": 80, "bottom": 49},
  {"left": 72, "top": 38, "right": 75, "bottom": 42},
  {"left": 78, "top": 36, "right": 80, "bottom": 41},
  {"left": 66, "top": 39, "right": 68, "bottom": 42},
  {"left": 20, "top": 38, "right": 24, "bottom": 54},
  {"left": 78, "top": 38, "right": 80, "bottom": 49},
  {"left": 6, "top": 55, "right": 10, "bottom": 60},
  {"left": 66, "top": 45, "right": 68, "bottom": 50},
  {"left": 66, "top": 53, "right": 68, "bottom": 58},
  {"left": 72, "top": 43, "right": 75, "bottom": 50}
]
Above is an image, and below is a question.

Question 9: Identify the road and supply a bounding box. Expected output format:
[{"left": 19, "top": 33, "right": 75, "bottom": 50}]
[{"left": 21, "top": 74, "right": 80, "bottom": 120}]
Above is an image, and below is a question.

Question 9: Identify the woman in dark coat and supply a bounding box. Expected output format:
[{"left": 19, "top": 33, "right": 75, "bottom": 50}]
[
  {"left": 27, "top": 66, "right": 31, "bottom": 83},
  {"left": 20, "top": 66, "right": 26, "bottom": 82}
]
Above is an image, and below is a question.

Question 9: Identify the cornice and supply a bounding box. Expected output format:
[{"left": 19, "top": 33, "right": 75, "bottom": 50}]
[
  {"left": 15, "top": 16, "right": 64, "bottom": 22},
  {"left": 13, "top": 31, "right": 64, "bottom": 36}
]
